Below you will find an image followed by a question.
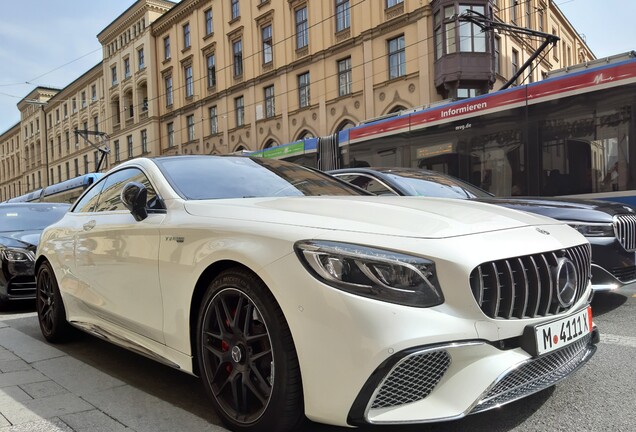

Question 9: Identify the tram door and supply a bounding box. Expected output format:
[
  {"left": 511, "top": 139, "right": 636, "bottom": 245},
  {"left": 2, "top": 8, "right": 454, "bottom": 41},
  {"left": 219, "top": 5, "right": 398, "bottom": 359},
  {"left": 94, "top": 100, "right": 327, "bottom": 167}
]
[{"left": 567, "top": 139, "right": 593, "bottom": 194}]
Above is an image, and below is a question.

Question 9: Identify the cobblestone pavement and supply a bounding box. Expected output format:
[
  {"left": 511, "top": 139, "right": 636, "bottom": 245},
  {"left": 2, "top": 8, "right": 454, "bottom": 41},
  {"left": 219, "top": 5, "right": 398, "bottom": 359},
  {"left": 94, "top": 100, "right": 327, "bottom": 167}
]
[{"left": 0, "top": 310, "right": 228, "bottom": 432}]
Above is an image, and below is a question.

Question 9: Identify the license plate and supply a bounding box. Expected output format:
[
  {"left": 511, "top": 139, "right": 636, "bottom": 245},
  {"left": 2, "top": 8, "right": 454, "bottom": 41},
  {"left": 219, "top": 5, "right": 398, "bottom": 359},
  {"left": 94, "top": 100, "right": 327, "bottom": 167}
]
[{"left": 533, "top": 306, "right": 592, "bottom": 356}]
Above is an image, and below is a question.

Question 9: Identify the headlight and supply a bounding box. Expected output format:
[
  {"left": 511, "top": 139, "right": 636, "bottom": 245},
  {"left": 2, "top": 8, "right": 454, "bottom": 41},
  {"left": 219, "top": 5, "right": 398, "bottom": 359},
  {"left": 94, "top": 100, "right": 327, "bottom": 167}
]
[
  {"left": 567, "top": 222, "right": 615, "bottom": 237},
  {"left": 294, "top": 240, "right": 444, "bottom": 307},
  {"left": 1, "top": 248, "right": 35, "bottom": 262}
]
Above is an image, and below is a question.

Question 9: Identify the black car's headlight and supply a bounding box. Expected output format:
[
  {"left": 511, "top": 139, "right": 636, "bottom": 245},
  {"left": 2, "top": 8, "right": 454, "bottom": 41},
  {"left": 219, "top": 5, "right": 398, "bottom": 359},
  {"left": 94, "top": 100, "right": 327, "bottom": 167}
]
[
  {"left": 567, "top": 222, "right": 615, "bottom": 237},
  {"left": 294, "top": 240, "right": 444, "bottom": 307},
  {"left": 1, "top": 248, "right": 35, "bottom": 262}
]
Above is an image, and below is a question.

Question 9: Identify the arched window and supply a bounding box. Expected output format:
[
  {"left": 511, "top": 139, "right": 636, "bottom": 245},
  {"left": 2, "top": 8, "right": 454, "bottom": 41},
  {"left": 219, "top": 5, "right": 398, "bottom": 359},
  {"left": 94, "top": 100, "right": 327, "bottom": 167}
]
[
  {"left": 137, "top": 80, "right": 149, "bottom": 113},
  {"left": 111, "top": 96, "right": 121, "bottom": 125},
  {"left": 263, "top": 139, "right": 277, "bottom": 149},
  {"left": 297, "top": 130, "right": 314, "bottom": 140},
  {"left": 123, "top": 89, "right": 134, "bottom": 119},
  {"left": 388, "top": 105, "right": 406, "bottom": 114},
  {"left": 335, "top": 120, "right": 355, "bottom": 133}
]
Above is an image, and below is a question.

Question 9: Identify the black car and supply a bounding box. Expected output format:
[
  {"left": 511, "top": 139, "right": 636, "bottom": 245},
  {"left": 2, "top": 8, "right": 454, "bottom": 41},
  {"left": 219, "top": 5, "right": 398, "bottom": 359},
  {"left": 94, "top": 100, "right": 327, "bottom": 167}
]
[
  {"left": 0, "top": 202, "right": 70, "bottom": 308},
  {"left": 330, "top": 167, "right": 636, "bottom": 292}
]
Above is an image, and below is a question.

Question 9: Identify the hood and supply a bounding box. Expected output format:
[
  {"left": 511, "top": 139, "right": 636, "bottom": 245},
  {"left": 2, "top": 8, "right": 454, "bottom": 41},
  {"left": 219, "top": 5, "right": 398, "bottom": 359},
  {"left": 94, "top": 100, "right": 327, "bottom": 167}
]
[
  {"left": 184, "top": 196, "right": 564, "bottom": 239},
  {"left": 0, "top": 229, "right": 41, "bottom": 249},
  {"left": 475, "top": 196, "right": 636, "bottom": 223}
]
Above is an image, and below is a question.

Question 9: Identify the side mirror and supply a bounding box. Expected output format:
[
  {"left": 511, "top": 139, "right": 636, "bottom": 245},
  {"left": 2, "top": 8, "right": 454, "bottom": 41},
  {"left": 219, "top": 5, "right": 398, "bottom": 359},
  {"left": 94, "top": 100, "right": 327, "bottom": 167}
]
[{"left": 121, "top": 182, "right": 148, "bottom": 221}]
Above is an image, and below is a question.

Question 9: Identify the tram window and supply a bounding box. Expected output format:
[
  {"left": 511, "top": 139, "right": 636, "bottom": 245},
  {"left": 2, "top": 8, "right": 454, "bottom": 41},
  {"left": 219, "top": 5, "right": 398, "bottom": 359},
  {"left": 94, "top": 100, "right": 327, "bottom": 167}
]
[{"left": 537, "top": 88, "right": 632, "bottom": 196}]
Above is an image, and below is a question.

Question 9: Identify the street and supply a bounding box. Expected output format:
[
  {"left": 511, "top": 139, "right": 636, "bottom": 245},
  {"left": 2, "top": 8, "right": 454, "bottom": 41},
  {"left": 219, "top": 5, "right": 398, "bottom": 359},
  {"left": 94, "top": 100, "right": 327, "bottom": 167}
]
[{"left": 1, "top": 285, "right": 634, "bottom": 432}]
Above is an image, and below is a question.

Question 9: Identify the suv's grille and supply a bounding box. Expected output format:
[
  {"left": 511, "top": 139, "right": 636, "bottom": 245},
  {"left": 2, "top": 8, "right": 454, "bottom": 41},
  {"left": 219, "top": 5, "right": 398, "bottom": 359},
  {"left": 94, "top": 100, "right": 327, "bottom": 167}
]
[
  {"left": 470, "top": 244, "right": 591, "bottom": 319},
  {"left": 370, "top": 350, "right": 451, "bottom": 409},
  {"left": 470, "top": 334, "right": 595, "bottom": 414},
  {"left": 614, "top": 214, "right": 636, "bottom": 251}
]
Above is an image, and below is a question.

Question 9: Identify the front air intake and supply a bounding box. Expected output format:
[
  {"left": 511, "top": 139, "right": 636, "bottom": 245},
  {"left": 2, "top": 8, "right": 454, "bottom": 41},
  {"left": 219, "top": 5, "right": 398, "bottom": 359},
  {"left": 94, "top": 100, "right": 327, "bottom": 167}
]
[{"left": 370, "top": 350, "right": 451, "bottom": 409}]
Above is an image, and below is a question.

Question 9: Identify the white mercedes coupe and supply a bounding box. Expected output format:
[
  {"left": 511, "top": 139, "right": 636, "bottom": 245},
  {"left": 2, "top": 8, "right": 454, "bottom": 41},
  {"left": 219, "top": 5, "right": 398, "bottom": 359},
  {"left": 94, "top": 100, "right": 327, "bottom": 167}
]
[{"left": 36, "top": 156, "right": 598, "bottom": 432}]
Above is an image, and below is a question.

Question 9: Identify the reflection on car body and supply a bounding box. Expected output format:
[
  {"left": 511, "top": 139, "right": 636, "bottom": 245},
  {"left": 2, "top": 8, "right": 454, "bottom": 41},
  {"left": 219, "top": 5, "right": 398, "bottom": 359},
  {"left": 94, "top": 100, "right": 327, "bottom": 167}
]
[
  {"left": 330, "top": 167, "right": 636, "bottom": 292},
  {"left": 36, "top": 156, "right": 598, "bottom": 431}
]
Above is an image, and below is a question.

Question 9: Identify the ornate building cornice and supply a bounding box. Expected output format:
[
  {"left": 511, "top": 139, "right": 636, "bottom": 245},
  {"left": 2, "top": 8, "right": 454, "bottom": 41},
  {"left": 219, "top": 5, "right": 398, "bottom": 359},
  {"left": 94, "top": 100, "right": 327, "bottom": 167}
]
[
  {"left": 151, "top": 0, "right": 203, "bottom": 35},
  {"left": 98, "top": 0, "right": 175, "bottom": 44}
]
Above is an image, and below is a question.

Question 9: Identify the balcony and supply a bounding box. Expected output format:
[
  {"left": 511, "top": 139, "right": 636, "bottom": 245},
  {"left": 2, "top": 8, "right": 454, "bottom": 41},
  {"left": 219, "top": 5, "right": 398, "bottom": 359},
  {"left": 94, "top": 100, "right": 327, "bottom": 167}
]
[{"left": 434, "top": 52, "right": 495, "bottom": 98}]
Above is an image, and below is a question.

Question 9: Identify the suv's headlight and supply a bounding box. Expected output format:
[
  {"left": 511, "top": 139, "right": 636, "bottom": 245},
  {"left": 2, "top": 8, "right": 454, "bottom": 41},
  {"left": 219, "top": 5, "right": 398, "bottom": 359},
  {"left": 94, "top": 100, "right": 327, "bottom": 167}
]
[
  {"left": 2, "top": 248, "right": 35, "bottom": 262},
  {"left": 567, "top": 222, "right": 615, "bottom": 237},
  {"left": 295, "top": 240, "right": 444, "bottom": 307}
]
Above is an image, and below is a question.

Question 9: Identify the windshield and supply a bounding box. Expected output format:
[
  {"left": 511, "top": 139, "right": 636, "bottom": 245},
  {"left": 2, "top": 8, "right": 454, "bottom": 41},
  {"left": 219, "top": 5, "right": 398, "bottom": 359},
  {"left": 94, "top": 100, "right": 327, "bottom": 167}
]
[
  {"left": 155, "top": 156, "right": 363, "bottom": 200},
  {"left": 386, "top": 170, "right": 493, "bottom": 199},
  {"left": 0, "top": 204, "right": 69, "bottom": 232}
]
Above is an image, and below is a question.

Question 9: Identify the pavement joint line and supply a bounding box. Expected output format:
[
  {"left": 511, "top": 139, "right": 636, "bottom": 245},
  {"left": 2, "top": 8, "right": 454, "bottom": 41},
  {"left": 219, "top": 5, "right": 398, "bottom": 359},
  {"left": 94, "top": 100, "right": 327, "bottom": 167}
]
[
  {"left": 56, "top": 416, "right": 75, "bottom": 432},
  {"left": 90, "top": 405, "right": 129, "bottom": 430}
]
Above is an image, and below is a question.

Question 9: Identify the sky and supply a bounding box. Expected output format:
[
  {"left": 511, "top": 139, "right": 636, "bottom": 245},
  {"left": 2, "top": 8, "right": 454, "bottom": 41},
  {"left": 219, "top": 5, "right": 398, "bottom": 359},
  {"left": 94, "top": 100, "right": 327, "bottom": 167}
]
[{"left": 0, "top": 0, "right": 634, "bottom": 135}]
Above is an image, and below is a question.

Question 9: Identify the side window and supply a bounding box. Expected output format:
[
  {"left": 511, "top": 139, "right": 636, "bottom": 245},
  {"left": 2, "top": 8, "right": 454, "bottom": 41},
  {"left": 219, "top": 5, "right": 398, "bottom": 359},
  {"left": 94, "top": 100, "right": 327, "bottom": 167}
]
[
  {"left": 93, "top": 168, "right": 158, "bottom": 212},
  {"left": 336, "top": 174, "right": 396, "bottom": 195},
  {"left": 73, "top": 180, "right": 106, "bottom": 213}
]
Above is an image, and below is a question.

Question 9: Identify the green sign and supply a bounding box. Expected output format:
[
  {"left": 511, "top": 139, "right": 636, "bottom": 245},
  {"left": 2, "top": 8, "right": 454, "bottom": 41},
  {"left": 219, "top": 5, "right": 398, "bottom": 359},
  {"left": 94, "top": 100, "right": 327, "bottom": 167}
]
[{"left": 262, "top": 141, "right": 305, "bottom": 158}]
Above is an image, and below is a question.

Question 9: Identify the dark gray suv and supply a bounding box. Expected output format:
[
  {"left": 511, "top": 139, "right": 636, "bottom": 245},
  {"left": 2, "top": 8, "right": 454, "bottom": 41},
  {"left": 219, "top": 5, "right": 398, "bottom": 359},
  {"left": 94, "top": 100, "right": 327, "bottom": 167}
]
[{"left": 330, "top": 167, "right": 636, "bottom": 292}]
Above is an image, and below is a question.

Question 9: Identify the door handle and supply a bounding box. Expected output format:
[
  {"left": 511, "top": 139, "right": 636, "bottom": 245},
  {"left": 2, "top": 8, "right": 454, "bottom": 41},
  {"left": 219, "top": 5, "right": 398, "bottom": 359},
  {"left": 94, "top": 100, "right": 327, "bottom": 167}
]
[{"left": 83, "top": 220, "right": 96, "bottom": 231}]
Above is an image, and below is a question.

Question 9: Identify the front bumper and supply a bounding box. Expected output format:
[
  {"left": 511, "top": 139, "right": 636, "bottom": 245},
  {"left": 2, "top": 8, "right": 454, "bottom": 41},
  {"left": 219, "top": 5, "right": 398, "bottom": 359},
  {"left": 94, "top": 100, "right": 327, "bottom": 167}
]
[
  {"left": 348, "top": 327, "right": 599, "bottom": 426},
  {"left": 589, "top": 237, "right": 636, "bottom": 291},
  {"left": 0, "top": 260, "right": 37, "bottom": 302},
  {"left": 591, "top": 263, "right": 636, "bottom": 291},
  {"left": 258, "top": 224, "right": 594, "bottom": 427}
]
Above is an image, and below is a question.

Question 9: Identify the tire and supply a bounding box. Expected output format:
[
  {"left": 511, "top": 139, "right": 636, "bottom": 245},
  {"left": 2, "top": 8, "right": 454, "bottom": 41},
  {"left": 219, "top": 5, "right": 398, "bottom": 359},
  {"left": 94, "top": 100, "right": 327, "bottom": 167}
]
[
  {"left": 36, "top": 261, "right": 74, "bottom": 343},
  {"left": 196, "top": 268, "right": 304, "bottom": 432}
]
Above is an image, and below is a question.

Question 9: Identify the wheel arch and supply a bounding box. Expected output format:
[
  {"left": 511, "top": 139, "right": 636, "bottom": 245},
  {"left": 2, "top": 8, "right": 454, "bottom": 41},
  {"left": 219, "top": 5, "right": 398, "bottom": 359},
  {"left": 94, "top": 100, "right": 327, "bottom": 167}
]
[
  {"left": 35, "top": 255, "right": 50, "bottom": 274},
  {"left": 189, "top": 259, "right": 263, "bottom": 375}
]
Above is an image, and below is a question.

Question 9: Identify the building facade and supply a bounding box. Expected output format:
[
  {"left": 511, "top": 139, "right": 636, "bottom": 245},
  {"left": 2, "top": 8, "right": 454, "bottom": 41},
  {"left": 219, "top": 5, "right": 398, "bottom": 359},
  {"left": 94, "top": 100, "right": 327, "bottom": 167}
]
[{"left": 0, "top": 0, "right": 594, "bottom": 201}]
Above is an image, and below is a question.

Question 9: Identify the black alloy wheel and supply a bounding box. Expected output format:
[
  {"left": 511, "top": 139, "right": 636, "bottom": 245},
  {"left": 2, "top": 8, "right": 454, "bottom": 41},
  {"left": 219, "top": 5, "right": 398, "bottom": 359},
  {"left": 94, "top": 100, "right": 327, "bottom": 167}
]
[
  {"left": 36, "top": 261, "right": 73, "bottom": 343},
  {"left": 197, "top": 268, "right": 303, "bottom": 432}
]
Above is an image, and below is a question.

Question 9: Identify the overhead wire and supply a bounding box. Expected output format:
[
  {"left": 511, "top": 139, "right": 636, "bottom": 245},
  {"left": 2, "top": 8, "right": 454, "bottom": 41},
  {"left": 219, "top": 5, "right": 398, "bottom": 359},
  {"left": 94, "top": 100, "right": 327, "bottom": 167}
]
[
  {"left": 17, "top": 0, "right": 544, "bottom": 130},
  {"left": 14, "top": 0, "right": 573, "bottom": 176},
  {"left": 104, "top": 0, "right": 561, "bottom": 159},
  {"left": 93, "top": 0, "right": 557, "bottom": 159}
]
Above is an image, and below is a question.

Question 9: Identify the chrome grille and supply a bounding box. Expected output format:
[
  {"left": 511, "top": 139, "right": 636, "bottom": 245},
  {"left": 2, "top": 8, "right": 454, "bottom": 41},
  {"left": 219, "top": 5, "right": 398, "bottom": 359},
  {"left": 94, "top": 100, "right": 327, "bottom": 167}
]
[
  {"left": 470, "top": 244, "right": 591, "bottom": 319},
  {"left": 470, "top": 333, "right": 595, "bottom": 414},
  {"left": 614, "top": 214, "right": 636, "bottom": 251},
  {"left": 370, "top": 350, "right": 450, "bottom": 409}
]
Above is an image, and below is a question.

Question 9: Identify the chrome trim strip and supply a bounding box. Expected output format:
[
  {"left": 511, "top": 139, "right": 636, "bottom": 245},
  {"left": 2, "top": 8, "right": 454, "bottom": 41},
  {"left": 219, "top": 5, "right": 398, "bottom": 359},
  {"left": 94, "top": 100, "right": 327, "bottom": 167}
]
[
  {"left": 541, "top": 254, "right": 553, "bottom": 316},
  {"left": 503, "top": 260, "right": 515, "bottom": 319},
  {"left": 470, "top": 339, "right": 596, "bottom": 413},
  {"left": 492, "top": 262, "right": 501, "bottom": 317},
  {"left": 363, "top": 341, "right": 481, "bottom": 424},
  {"left": 476, "top": 266, "right": 484, "bottom": 306},
  {"left": 517, "top": 257, "right": 529, "bottom": 318},
  {"left": 529, "top": 255, "right": 541, "bottom": 317},
  {"left": 69, "top": 321, "right": 181, "bottom": 369}
]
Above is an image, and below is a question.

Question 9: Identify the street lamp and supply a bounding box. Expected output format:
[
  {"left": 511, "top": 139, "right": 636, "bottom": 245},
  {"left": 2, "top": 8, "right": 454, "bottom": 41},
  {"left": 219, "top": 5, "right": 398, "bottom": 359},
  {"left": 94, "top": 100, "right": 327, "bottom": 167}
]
[{"left": 25, "top": 100, "right": 50, "bottom": 187}]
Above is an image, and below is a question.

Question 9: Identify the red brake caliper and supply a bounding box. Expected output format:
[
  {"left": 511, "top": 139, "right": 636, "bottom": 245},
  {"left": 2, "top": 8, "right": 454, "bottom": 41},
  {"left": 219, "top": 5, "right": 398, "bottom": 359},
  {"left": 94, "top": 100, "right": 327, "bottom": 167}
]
[
  {"left": 222, "top": 308, "right": 238, "bottom": 373},
  {"left": 221, "top": 340, "right": 232, "bottom": 373}
]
